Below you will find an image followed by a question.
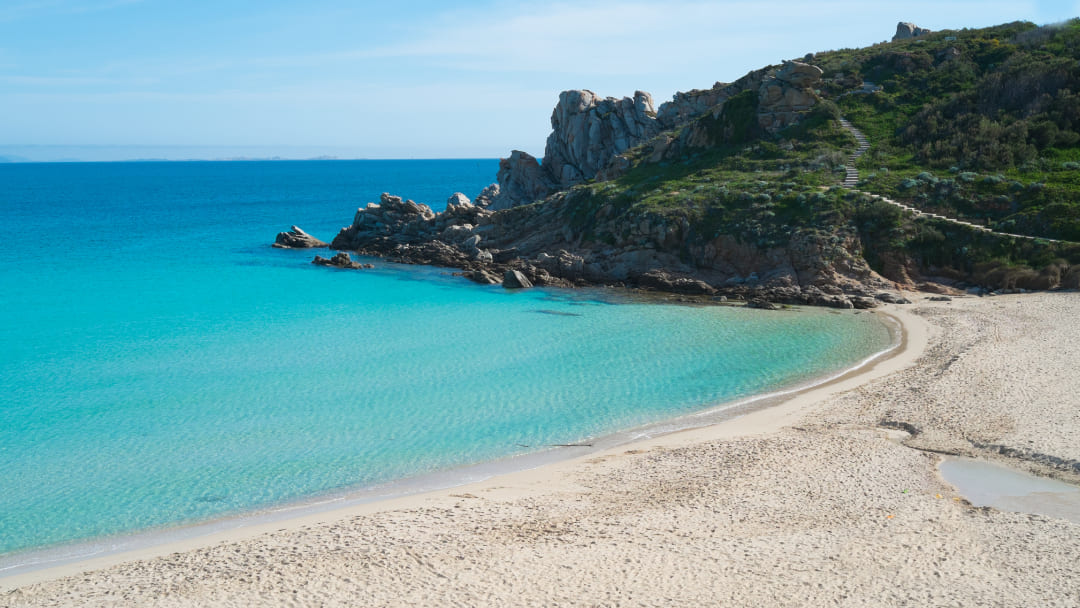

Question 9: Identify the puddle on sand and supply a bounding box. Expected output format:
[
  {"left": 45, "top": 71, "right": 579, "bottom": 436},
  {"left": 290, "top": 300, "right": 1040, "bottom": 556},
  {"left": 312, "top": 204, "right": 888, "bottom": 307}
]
[{"left": 939, "top": 457, "right": 1080, "bottom": 524}]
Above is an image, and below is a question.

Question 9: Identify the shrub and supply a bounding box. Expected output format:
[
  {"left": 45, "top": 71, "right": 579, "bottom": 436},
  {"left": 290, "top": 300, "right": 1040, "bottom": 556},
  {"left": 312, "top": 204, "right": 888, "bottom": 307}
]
[{"left": 959, "top": 172, "right": 978, "bottom": 182}]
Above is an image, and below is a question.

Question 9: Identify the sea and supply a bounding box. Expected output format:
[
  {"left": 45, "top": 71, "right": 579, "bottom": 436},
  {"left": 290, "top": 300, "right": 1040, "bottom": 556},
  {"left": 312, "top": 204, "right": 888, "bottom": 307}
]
[{"left": 0, "top": 159, "right": 895, "bottom": 570}]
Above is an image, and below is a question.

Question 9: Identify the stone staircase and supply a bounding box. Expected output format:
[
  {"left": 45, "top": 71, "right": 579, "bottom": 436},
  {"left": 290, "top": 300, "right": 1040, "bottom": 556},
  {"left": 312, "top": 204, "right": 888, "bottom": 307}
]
[
  {"left": 838, "top": 117, "right": 868, "bottom": 188},
  {"left": 836, "top": 116, "right": 1071, "bottom": 245}
]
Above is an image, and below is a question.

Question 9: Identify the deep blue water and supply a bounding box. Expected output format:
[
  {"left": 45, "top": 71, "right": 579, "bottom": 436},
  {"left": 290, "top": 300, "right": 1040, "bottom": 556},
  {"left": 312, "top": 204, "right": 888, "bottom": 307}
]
[{"left": 0, "top": 160, "right": 893, "bottom": 560}]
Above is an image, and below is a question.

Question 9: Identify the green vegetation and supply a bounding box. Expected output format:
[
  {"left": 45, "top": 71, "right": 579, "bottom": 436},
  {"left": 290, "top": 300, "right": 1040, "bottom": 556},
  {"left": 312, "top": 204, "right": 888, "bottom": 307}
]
[
  {"left": 552, "top": 19, "right": 1080, "bottom": 290},
  {"left": 829, "top": 19, "right": 1080, "bottom": 242}
]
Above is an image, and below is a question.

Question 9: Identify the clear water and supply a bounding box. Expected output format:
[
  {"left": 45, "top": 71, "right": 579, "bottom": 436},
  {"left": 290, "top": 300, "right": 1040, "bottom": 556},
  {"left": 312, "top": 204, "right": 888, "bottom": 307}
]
[
  {"left": 939, "top": 458, "right": 1080, "bottom": 524},
  {"left": 0, "top": 160, "right": 893, "bottom": 559}
]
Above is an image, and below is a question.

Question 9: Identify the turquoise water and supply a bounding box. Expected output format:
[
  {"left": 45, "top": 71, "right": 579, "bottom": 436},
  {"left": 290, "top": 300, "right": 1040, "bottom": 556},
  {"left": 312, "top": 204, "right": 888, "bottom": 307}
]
[{"left": 0, "top": 161, "right": 893, "bottom": 559}]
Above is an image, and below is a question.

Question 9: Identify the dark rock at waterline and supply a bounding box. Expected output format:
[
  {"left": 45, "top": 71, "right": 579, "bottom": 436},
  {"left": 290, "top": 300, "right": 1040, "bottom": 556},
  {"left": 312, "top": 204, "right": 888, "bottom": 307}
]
[
  {"left": 274, "top": 225, "right": 328, "bottom": 248},
  {"left": 850, "top": 296, "right": 878, "bottom": 310},
  {"left": 637, "top": 270, "right": 716, "bottom": 296},
  {"left": 461, "top": 269, "right": 502, "bottom": 285},
  {"left": 875, "top": 292, "right": 912, "bottom": 304},
  {"left": 313, "top": 252, "right": 372, "bottom": 269},
  {"left": 747, "top": 298, "right": 781, "bottom": 310},
  {"left": 503, "top": 269, "right": 534, "bottom": 289}
]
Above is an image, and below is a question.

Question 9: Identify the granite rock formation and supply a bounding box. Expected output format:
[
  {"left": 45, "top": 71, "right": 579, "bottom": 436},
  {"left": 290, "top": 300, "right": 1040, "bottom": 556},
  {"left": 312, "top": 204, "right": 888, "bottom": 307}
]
[
  {"left": 273, "top": 226, "right": 328, "bottom": 249},
  {"left": 312, "top": 252, "right": 373, "bottom": 269},
  {"left": 489, "top": 62, "right": 823, "bottom": 208},
  {"left": 490, "top": 90, "right": 663, "bottom": 209},
  {"left": 324, "top": 186, "right": 890, "bottom": 308},
  {"left": 893, "top": 22, "right": 932, "bottom": 41},
  {"left": 300, "top": 56, "right": 884, "bottom": 307}
]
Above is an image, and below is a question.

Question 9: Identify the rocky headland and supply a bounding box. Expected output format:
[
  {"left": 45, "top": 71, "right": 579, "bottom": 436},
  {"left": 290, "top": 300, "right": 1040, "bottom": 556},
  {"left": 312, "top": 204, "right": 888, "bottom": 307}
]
[
  {"left": 316, "top": 60, "right": 901, "bottom": 309},
  {"left": 287, "top": 20, "right": 1080, "bottom": 308}
]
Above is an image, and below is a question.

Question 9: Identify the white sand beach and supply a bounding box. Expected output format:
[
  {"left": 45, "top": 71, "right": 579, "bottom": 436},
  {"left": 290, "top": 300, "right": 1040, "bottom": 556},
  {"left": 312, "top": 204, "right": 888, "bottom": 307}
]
[{"left": 4, "top": 293, "right": 1080, "bottom": 607}]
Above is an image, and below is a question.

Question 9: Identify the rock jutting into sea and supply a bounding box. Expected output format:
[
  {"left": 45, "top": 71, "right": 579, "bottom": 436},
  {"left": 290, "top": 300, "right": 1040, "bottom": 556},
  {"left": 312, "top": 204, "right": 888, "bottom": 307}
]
[
  {"left": 273, "top": 225, "right": 328, "bottom": 248},
  {"left": 307, "top": 58, "right": 898, "bottom": 307}
]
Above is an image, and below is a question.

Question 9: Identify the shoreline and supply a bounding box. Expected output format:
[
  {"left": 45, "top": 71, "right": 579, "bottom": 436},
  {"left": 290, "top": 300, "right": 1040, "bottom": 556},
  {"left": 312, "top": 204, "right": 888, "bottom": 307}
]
[{"left": 0, "top": 305, "right": 921, "bottom": 591}]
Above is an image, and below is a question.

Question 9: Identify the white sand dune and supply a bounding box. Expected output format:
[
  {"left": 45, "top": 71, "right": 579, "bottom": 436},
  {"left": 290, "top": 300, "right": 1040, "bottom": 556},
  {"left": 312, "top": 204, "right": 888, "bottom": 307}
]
[{"left": 4, "top": 293, "right": 1080, "bottom": 607}]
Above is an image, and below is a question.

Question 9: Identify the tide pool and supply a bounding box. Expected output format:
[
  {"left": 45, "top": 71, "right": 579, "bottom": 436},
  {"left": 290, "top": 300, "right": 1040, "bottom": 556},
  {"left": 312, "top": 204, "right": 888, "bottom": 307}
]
[{"left": 0, "top": 160, "right": 894, "bottom": 561}]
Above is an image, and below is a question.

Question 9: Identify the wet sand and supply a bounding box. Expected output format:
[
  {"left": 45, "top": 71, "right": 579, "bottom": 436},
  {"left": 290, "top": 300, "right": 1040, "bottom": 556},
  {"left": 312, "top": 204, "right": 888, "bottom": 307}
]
[{"left": 4, "top": 293, "right": 1080, "bottom": 607}]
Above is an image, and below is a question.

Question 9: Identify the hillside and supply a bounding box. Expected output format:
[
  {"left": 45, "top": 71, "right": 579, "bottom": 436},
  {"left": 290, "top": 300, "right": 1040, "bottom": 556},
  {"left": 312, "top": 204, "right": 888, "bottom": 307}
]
[{"left": 294, "top": 19, "right": 1080, "bottom": 304}]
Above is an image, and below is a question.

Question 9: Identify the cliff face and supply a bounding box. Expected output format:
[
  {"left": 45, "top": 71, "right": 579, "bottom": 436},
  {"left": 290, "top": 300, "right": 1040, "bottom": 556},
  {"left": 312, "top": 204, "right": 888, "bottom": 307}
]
[
  {"left": 329, "top": 188, "right": 890, "bottom": 308},
  {"left": 322, "top": 58, "right": 872, "bottom": 305},
  {"left": 492, "top": 61, "right": 824, "bottom": 207},
  {"left": 490, "top": 90, "right": 662, "bottom": 210}
]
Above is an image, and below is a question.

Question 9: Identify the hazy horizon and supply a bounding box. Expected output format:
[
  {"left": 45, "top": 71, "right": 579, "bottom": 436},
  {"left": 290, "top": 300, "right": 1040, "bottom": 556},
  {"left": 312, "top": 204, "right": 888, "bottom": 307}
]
[{"left": 2, "top": 1, "right": 1077, "bottom": 162}]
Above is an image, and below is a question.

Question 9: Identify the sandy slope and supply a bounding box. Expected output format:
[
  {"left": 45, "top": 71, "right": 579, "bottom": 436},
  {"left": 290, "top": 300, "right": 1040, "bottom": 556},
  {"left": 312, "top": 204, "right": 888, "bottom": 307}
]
[{"left": 4, "top": 293, "right": 1080, "bottom": 607}]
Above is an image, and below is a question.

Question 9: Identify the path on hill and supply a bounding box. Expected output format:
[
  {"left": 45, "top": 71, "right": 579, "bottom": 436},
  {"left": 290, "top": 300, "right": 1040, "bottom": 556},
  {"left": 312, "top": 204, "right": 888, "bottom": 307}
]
[{"left": 836, "top": 117, "right": 1071, "bottom": 245}]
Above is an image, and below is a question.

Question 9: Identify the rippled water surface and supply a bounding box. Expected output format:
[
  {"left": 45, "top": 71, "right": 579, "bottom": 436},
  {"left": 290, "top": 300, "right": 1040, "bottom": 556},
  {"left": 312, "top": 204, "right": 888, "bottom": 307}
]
[{"left": 0, "top": 160, "right": 893, "bottom": 558}]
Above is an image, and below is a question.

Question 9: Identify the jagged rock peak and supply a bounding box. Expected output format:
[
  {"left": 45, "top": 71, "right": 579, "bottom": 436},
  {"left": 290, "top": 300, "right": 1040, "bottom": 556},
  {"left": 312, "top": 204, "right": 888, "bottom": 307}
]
[
  {"left": 492, "top": 89, "right": 663, "bottom": 209},
  {"left": 543, "top": 89, "right": 661, "bottom": 188},
  {"left": 893, "top": 22, "right": 932, "bottom": 41},
  {"left": 656, "top": 84, "right": 729, "bottom": 129}
]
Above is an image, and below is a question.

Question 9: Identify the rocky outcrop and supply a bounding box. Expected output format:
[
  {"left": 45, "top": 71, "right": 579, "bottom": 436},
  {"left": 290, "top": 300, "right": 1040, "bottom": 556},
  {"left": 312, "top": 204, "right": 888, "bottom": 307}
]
[
  {"left": 487, "top": 61, "right": 826, "bottom": 208},
  {"left": 273, "top": 226, "right": 327, "bottom": 248},
  {"left": 502, "top": 270, "right": 533, "bottom": 289},
  {"left": 490, "top": 151, "right": 555, "bottom": 210},
  {"left": 656, "top": 84, "right": 729, "bottom": 129},
  {"left": 313, "top": 252, "right": 373, "bottom": 269},
  {"left": 322, "top": 183, "right": 889, "bottom": 308},
  {"left": 893, "top": 22, "right": 932, "bottom": 41},
  {"left": 305, "top": 60, "right": 878, "bottom": 307},
  {"left": 491, "top": 90, "right": 663, "bottom": 209},
  {"left": 543, "top": 90, "right": 661, "bottom": 187},
  {"left": 757, "top": 61, "right": 823, "bottom": 132}
]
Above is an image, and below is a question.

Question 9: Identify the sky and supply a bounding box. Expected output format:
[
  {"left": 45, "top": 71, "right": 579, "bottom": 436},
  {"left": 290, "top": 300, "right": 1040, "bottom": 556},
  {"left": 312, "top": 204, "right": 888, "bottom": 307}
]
[{"left": 0, "top": 0, "right": 1077, "bottom": 161}]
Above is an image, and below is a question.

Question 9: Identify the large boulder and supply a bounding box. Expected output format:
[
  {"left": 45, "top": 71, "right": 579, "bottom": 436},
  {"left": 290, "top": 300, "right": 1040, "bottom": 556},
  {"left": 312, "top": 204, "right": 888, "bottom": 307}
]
[
  {"left": 493, "top": 89, "right": 662, "bottom": 208},
  {"left": 775, "top": 61, "right": 824, "bottom": 88},
  {"left": 312, "top": 252, "right": 371, "bottom": 269},
  {"left": 757, "top": 61, "right": 822, "bottom": 132},
  {"left": 273, "top": 225, "right": 327, "bottom": 248},
  {"left": 893, "top": 22, "right": 932, "bottom": 41},
  {"left": 502, "top": 269, "right": 534, "bottom": 289},
  {"left": 490, "top": 150, "right": 556, "bottom": 210}
]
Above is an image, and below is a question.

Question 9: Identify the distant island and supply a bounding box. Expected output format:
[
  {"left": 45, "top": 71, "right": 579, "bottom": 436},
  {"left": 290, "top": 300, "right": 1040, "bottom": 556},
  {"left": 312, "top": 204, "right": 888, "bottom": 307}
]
[{"left": 286, "top": 19, "right": 1080, "bottom": 308}]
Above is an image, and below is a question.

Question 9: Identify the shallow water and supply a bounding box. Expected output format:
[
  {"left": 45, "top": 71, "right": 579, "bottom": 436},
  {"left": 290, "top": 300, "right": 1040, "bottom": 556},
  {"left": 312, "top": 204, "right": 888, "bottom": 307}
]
[
  {"left": 0, "top": 160, "right": 895, "bottom": 560},
  {"left": 939, "top": 458, "right": 1080, "bottom": 524}
]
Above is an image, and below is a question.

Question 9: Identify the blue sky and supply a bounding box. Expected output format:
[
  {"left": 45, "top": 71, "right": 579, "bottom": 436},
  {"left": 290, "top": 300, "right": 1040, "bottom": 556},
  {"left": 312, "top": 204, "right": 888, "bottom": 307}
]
[{"left": 1, "top": 0, "right": 1077, "bottom": 161}]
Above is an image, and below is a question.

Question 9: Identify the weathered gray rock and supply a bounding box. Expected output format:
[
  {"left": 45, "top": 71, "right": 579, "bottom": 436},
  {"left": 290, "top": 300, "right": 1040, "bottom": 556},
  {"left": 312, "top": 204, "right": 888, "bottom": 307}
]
[
  {"left": 747, "top": 298, "right": 780, "bottom": 310},
  {"left": 775, "top": 61, "right": 824, "bottom": 88},
  {"left": 893, "top": 22, "right": 932, "bottom": 41},
  {"left": 463, "top": 269, "right": 502, "bottom": 285},
  {"left": 491, "top": 150, "right": 556, "bottom": 210},
  {"left": 494, "top": 90, "right": 662, "bottom": 209},
  {"left": 656, "top": 85, "right": 729, "bottom": 129},
  {"left": 313, "top": 252, "right": 371, "bottom": 269},
  {"left": 875, "top": 292, "right": 913, "bottom": 304},
  {"left": 850, "top": 296, "right": 878, "bottom": 309},
  {"left": 638, "top": 270, "right": 716, "bottom": 295},
  {"left": 473, "top": 183, "right": 500, "bottom": 208},
  {"left": 544, "top": 89, "right": 661, "bottom": 187},
  {"left": 757, "top": 61, "right": 822, "bottom": 132},
  {"left": 446, "top": 192, "right": 472, "bottom": 210},
  {"left": 331, "top": 193, "right": 438, "bottom": 250},
  {"left": 273, "top": 225, "right": 328, "bottom": 248},
  {"left": 502, "top": 269, "right": 534, "bottom": 289}
]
